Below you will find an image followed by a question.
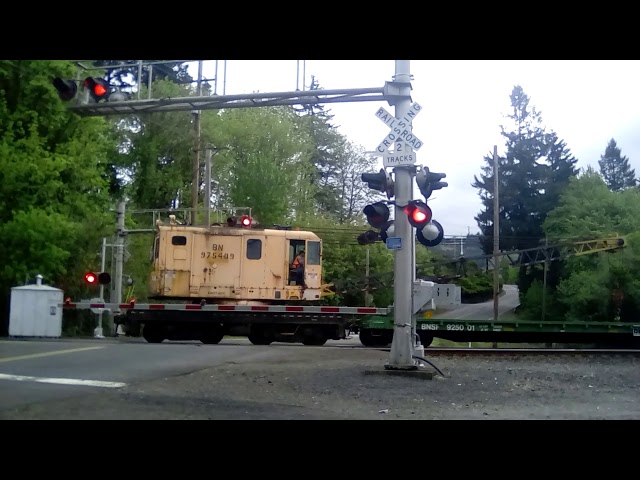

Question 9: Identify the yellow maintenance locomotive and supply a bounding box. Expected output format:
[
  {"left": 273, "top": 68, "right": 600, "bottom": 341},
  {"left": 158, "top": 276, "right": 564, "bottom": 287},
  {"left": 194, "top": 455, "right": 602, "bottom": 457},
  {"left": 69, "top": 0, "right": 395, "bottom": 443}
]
[
  {"left": 149, "top": 214, "right": 328, "bottom": 304},
  {"left": 108, "top": 213, "right": 387, "bottom": 346}
]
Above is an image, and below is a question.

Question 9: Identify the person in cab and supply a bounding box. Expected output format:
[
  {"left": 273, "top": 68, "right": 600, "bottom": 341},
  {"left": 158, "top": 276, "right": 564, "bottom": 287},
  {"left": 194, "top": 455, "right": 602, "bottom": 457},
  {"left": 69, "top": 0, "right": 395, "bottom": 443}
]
[{"left": 291, "top": 249, "right": 305, "bottom": 286}]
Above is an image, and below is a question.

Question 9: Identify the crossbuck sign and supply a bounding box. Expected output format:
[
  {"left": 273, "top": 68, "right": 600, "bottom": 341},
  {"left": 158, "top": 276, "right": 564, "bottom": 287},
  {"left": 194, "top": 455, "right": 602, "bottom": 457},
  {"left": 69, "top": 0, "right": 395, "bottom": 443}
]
[{"left": 374, "top": 102, "right": 423, "bottom": 168}]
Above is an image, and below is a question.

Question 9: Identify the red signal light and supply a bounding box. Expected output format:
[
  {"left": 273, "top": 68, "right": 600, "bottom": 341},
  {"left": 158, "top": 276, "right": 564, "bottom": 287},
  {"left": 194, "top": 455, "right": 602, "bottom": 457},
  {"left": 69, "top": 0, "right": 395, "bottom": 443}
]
[
  {"left": 84, "top": 271, "right": 110, "bottom": 285},
  {"left": 83, "top": 77, "right": 110, "bottom": 102},
  {"left": 226, "top": 215, "right": 252, "bottom": 227},
  {"left": 93, "top": 84, "right": 107, "bottom": 96},
  {"left": 404, "top": 201, "right": 432, "bottom": 228},
  {"left": 411, "top": 209, "right": 428, "bottom": 224}
]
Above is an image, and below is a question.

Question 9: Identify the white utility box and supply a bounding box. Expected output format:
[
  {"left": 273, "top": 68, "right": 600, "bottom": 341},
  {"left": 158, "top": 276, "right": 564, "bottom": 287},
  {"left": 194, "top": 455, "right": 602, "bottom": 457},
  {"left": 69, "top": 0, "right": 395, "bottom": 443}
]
[{"left": 9, "top": 274, "right": 63, "bottom": 338}]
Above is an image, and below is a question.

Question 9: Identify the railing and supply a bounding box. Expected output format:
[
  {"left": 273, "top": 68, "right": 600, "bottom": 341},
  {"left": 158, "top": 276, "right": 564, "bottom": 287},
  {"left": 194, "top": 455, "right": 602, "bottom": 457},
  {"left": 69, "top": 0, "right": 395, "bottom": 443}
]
[{"left": 125, "top": 206, "right": 253, "bottom": 232}]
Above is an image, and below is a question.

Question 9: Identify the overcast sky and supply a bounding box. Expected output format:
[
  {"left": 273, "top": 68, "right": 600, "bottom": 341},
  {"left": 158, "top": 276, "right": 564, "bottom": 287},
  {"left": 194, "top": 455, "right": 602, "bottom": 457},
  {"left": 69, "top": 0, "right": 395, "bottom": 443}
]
[{"left": 186, "top": 60, "right": 640, "bottom": 237}]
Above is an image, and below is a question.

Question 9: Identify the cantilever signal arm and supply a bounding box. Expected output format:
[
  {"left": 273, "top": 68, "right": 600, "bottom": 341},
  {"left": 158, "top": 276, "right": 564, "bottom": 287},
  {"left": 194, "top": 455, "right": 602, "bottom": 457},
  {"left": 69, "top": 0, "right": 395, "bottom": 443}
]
[{"left": 428, "top": 235, "right": 626, "bottom": 271}]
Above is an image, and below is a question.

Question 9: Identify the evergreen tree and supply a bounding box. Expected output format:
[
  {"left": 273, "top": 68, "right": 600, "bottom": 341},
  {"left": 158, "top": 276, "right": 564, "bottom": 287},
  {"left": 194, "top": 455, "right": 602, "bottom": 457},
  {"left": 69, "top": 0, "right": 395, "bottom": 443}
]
[
  {"left": 540, "top": 132, "right": 580, "bottom": 226},
  {"left": 294, "top": 76, "right": 349, "bottom": 217},
  {"left": 598, "top": 138, "right": 636, "bottom": 191},
  {"left": 472, "top": 85, "right": 578, "bottom": 295},
  {"left": 473, "top": 86, "right": 547, "bottom": 253}
]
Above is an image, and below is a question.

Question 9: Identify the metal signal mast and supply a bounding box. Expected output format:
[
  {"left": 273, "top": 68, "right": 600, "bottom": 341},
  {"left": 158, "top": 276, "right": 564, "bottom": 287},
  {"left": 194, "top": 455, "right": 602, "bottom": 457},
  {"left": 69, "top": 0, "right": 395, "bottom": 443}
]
[{"left": 55, "top": 60, "right": 389, "bottom": 116}]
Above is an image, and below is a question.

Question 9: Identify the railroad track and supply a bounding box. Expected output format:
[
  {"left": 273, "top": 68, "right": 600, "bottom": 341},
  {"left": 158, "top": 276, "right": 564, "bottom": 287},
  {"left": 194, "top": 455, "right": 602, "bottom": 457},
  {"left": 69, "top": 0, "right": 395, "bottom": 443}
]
[
  {"left": 85, "top": 337, "right": 640, "bottom": 353},
  {"left": 422, "top": 347, "right": 640, "bottom": 355},
  {"left": 326, "top": 343, "right": 640, "bottom": 354}
]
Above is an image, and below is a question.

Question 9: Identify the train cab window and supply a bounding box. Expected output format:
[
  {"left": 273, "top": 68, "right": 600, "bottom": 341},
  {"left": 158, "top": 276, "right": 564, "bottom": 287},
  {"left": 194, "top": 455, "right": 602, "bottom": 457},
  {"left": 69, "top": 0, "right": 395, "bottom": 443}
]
[
  {"left": 172, "top": 235, "right": 187, "bottom": 246},
  {"left": 307, "top": 241, "right": 321, "bottom": 265},
  {"left": 247, "top": 239, "right": 262, "bottom": 259},
  {"left": 289, "top": 240, "right": 305, "bottom": 264}
]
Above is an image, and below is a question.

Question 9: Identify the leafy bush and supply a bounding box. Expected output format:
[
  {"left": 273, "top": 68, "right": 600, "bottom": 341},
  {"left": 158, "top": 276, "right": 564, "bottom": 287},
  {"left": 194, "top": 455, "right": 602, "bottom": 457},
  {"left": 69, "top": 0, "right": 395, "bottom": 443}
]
[{"left": 452, "top": 272, "right": 501, "bottom": 303}]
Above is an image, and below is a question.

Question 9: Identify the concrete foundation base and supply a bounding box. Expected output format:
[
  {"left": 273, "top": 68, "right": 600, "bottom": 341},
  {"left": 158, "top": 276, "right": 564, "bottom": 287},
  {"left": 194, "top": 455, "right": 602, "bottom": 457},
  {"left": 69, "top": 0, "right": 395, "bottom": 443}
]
[{"left": 363, "top": 368, "right": 434, "bottom": 380}]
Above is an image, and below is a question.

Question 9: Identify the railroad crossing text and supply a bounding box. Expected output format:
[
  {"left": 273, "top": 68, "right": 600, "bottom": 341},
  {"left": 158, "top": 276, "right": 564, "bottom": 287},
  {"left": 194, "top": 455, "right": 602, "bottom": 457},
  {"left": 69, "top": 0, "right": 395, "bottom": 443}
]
[
  {"left": 375, "top": 103, "right": 424, "bottom": 153},
  {"left": 384, "top": 154, "right": 415, "bottom": 165}
]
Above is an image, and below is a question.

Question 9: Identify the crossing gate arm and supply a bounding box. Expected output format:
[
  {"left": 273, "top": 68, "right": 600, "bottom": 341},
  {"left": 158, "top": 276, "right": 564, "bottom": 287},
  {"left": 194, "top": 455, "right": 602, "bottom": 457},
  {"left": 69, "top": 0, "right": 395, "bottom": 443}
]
[{"left": 60, "top": 302, "right": 390, "bottom": 316}]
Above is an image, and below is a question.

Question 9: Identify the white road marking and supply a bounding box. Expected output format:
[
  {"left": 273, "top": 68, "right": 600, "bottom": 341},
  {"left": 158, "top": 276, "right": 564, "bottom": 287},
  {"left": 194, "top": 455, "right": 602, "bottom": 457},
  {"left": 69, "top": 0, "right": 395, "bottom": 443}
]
[{"left": 0, "top": 373, "right": 126, "bottom": 388}]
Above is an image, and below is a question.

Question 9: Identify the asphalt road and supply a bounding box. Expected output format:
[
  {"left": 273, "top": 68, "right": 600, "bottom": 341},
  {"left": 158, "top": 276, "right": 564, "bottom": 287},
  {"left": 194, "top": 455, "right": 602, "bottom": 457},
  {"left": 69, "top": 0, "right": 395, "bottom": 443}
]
[
  {"left": 0, "top": 338, "right": 280, "bottom": 413},
  {"left": 0, "top": 287, "right": 519, "bottom": 416},
  {"left": 434, "top": 284, "right": 520, "bottom": 320}
]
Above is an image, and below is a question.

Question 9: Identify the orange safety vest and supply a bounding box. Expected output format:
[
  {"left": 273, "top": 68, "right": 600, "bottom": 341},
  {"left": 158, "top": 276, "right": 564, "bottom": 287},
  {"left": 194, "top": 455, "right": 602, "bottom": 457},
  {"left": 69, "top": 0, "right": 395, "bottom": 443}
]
[{"left": 292, "top": 255, "right": 303, "bottom": 267}]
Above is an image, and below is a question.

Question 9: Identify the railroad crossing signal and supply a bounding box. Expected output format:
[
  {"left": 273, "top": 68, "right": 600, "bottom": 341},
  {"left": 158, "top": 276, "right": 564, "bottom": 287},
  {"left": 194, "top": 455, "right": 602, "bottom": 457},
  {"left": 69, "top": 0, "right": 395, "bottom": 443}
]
[
  {"left": 410, "top": 165, "right": 448, "bottom": 247},
  {"left": 363, "top": 202, "right": 390, "bottom": 229},
  {"left": 416, "top": 219, "right": 444, "bottom": 247},
  {"left": 374, "top": 103, "right": 423, "bottom": 168},
  {"left": 404, "top": 200, "right": 432, "bottom": 228},
  {"left": 84, "top": 77, "right": 111, "bottom": 103},
  {"left": 226, "top": 215, "right": 253, "bottom": 227},
  {"left": 52, "top": 78, "right": 78, "bottom": 101},
  {"left": 359, "top": 202, "right": 393, "bottom": 246},
  {"left": 52, "top": 77, "right": 130, "bottom": 104},
  {"left": 402, "top": 198, "right": 445, "bottom": 248},
  {"left": 85, "top": 271, "right": 111, "bottom": 285},
  {"left": 416, "top": 166, "right": 448, "bottom": 199},
  {"left": 357, "top": 230, "right": 379, "bottom": 245},
  {"left": 357, "top": 221, "right": 396, "bottom": 245},
  {"left": 361, "top": 169, "right": 394, "bottom": 199}
]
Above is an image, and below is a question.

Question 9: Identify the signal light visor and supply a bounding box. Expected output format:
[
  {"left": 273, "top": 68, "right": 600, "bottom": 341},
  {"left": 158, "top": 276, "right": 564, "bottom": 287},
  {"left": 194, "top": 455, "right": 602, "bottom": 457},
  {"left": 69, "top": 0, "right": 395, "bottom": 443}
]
[{"left": 363, "top": 202, "right": 390, "bottom": 229}]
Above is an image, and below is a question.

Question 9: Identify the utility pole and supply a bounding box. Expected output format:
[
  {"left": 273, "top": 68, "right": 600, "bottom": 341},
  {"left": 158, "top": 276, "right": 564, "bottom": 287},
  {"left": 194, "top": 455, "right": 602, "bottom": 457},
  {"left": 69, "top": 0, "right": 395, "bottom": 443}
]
[
  {"left": 191, "top": 61, "right": 203, "bottom": 225},
  {"left": 492, "top": 146, "right": 500, "bottom": 350},
  {"left": 543, "top": 236, "right": 552, "bottom": 347},
  {"left": 387, "top": 60, "right": 416, "bottom": 371},
  {"left": 542, "top": 236, "right": 548, "bottom": 321},
  {"left": 204, "top": 146, "right": 212, "bottom": 226}
]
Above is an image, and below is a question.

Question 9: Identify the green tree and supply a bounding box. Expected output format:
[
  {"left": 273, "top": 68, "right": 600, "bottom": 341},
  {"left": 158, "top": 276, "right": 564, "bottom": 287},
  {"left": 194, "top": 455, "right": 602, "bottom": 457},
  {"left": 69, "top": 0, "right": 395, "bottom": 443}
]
[
  {"left": 598, "top": 138, "right": 636, "bottom": 192},
  {"left": 333, "top": 142, "right": 384, "bottom": 224},
  {"left": 542, "top": 171, "right": 640, "bottom": 322},
  {"left": 472, "top": 85, "right": 578, "bottom": 297},
  {"left": 113, "top": 80, "right": 196, "bottom": 210},
  {"left": 295, "top": 76, "right": 360, "bottom": 220},
  {"left": 0, "top": 60, "right": 117, "bottom": 335},
  {"left": 216, "top": 106, "right": 315, "bottom": 226}
]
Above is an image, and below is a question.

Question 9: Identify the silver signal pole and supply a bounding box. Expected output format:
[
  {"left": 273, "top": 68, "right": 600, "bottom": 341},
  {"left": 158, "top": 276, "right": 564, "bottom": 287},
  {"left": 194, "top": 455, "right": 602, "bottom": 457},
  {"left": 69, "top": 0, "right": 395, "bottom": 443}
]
[
  {"left": 95, "top": 236, "right": 107, "bottom": 338},
  {"left": 386, "top": 60, "right": 416, "bottom": 370}
]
